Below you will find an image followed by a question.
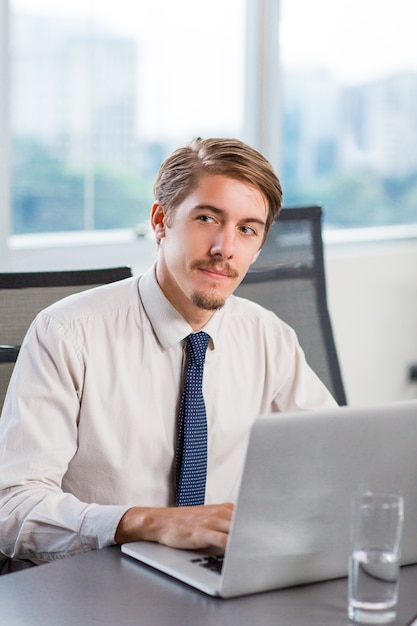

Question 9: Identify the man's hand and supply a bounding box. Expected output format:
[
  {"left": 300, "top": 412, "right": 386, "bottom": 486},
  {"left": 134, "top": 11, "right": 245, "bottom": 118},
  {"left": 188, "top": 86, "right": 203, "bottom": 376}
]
[{"left": 115, "top": 503, "right": 234, "bottom": 551}]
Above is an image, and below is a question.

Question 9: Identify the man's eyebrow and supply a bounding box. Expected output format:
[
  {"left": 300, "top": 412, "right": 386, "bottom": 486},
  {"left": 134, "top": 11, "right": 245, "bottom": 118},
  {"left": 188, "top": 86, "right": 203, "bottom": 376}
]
[{"left": 192, "top": 204, "right": 266, "bottom": 227}]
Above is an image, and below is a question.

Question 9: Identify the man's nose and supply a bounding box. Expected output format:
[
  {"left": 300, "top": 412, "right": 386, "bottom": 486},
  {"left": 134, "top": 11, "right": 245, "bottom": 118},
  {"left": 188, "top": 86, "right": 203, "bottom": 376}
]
[{"left": 209, "top": 226, "right": 236, "bottom": 259}]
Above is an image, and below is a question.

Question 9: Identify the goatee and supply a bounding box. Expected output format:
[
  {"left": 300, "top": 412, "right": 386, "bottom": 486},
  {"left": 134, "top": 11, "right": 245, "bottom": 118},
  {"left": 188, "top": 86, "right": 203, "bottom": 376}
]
[{"left": 191, "top": 291, "right": 226, "bottom": 311}]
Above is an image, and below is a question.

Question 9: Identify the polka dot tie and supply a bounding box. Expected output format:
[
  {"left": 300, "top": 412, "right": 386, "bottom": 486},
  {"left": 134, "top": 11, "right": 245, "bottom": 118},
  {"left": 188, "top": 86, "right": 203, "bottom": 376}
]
[{"left": 175, "top": 331, "right": 210, "bottom": 507}]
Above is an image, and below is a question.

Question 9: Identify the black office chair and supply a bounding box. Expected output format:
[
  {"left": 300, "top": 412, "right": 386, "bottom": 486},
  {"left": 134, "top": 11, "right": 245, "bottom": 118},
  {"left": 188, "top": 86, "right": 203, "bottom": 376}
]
[
  {"left": 0, "top": 266, "right": 133, "bottom": 413},
  {"left": 0, "top": 265, "right": 133, "bottom": 575},
  {"left": 235, "top": 205, "right": 347, "bottom": 406}
]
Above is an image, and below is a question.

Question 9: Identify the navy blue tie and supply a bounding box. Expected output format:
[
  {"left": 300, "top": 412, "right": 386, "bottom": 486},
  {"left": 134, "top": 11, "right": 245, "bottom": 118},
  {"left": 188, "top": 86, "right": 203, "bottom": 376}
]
[{"left": 175, "top": 332, "right": 210, "bottom": 507}]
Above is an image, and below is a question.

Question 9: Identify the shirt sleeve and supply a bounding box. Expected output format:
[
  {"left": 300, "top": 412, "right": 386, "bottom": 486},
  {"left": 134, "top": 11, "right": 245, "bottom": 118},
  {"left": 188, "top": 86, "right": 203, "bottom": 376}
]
[
  {"left": 270, "top": 316, "right": 339, "bottom": 412},
  {"left": 0, "top": 312, "right": 129, "bottom": 563}
]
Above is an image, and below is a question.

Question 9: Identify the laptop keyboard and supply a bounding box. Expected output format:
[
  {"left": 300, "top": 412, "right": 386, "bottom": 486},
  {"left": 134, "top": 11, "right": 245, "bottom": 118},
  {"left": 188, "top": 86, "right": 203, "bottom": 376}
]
[{"left": 190, "top": 554, "right": 224, "bottom": 575}]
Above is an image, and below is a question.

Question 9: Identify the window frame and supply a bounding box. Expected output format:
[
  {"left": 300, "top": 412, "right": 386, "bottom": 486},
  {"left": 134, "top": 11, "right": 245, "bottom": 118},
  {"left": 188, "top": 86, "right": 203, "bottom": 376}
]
[
  {"left": 0, "top": 1, "right": 11, "bottom": 266},
  {"left": 1, "top": 0, "right": 416, "bottom": 273},
  {"left": 2, "top": 0, "right": 265, "bottom": 253}
]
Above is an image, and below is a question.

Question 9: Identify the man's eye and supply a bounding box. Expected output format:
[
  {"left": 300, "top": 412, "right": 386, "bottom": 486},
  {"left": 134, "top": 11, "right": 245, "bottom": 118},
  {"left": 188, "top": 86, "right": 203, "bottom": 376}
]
[
  {"left": 240, "top": 225, "right": 256, "bottom": 235},
  {"left": 198, "top": 215, "right": 215, "bottom": 223}
]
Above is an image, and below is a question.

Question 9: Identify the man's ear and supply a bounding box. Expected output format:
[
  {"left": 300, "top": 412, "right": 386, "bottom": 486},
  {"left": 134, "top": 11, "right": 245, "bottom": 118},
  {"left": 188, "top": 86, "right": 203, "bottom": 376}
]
[{"left": 151, "top": 203, "right": 166, "bottom": 241}]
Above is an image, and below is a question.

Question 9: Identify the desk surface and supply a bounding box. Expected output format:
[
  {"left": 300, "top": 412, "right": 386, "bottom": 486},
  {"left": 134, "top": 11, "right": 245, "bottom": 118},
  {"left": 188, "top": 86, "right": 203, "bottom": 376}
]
[{"left": 1, "top": 547, "right": 417, "bottom": 626}]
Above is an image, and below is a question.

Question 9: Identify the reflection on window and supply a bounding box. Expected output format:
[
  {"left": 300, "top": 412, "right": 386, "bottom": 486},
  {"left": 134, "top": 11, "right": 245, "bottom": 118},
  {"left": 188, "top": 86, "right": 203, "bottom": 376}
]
[
  {"left": 10, "top": 0, "right": 245, "bottom": 234},
  {"left": 280, "top": 0, "right": 417, "bottom": 228}
]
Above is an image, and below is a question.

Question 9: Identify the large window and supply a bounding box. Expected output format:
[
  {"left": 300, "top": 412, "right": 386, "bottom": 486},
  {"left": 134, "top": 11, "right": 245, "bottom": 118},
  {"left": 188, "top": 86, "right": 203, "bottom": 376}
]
[
  {"left": 280, "top": 0, "right": 417, "bottom": 228},
  {"left": 5, "top": 0, "right": 417, "bottom": 237},
  {"left": 10, "top": 0, "right": 245, "bottom": 234}
]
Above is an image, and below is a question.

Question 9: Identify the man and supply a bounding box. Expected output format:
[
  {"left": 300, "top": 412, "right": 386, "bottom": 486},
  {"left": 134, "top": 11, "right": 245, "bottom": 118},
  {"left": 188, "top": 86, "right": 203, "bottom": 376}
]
[{"left": 0, "top": 138, "right": 336, "bottom": 565}]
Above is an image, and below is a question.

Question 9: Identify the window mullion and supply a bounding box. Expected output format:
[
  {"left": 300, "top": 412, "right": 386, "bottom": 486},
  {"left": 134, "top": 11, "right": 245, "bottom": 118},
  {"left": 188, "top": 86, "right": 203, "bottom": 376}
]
[
  {"left": 0, "top": 0, "right": 11, "bottom": 269},
  {"left": 244, "top": 0, "right": 281, "bottom": 173}
]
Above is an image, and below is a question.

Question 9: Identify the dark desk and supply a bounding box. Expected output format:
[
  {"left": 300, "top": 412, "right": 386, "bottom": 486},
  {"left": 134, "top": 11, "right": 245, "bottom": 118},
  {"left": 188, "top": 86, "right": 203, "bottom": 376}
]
[{"left": 1, "top": 547, "right": 417, "bottom": 626}]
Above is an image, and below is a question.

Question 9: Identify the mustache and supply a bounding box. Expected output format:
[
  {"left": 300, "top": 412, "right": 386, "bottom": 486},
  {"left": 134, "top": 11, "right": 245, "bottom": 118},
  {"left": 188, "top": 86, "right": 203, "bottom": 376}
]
[{"left": 191, "top": 259, "right": 239, "bottom": 279}]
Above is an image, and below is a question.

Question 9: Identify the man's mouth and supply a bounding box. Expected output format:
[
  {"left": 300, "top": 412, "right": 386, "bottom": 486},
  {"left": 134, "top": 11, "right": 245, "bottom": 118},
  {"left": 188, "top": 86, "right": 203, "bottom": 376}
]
[{"left": 191, "top": 261, "right": 239, "bottom": 279}]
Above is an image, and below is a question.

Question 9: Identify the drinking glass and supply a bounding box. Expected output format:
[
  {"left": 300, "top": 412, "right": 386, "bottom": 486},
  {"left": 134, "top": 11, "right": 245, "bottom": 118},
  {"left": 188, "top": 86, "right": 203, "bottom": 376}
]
[{"left": 348, "top": 492, "right": 404, "bottom": 624}]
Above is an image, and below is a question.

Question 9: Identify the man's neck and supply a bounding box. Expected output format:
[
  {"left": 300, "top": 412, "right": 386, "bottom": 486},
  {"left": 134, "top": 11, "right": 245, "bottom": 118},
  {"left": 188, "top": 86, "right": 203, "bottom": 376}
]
[{"left": 154, "top": 264, "right": 217, "bottom": 331}]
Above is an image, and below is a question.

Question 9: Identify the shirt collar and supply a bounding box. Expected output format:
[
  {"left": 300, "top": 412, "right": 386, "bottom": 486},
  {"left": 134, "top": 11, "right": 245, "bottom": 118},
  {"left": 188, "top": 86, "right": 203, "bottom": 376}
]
[{"left": 138, "top": 264, "right": 224, "bottom": 351}]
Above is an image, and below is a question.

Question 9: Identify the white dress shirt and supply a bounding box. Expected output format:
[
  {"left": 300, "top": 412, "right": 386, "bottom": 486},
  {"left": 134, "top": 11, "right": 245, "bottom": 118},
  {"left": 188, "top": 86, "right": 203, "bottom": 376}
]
[{"left": 0, "top": 265, "right": 336, "bottom": 563}]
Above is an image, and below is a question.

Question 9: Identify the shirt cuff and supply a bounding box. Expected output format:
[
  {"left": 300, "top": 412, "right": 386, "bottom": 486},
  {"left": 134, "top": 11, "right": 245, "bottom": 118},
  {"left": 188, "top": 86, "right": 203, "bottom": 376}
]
[{"left": 80, "top": 504, "right": 130, "bottom": 549}]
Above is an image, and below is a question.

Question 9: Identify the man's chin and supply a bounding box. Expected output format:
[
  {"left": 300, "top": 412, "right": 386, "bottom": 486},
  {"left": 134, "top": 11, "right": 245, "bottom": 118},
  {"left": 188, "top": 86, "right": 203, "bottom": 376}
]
[{"left": 190, "top": 291, "right": 226, "bottom": 311}]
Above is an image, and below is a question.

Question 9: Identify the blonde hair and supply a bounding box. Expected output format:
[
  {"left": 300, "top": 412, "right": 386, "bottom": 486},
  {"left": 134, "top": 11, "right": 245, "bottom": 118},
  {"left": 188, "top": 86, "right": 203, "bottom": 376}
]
[{"left": 153, "top": 137, "right": 282, "bottom": 239}]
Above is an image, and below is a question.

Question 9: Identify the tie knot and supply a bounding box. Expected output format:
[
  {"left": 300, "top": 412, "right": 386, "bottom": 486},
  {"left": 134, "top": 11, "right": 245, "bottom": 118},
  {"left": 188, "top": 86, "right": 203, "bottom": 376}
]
[{"left": 186, "top": 332, "right": 210, "bottom": 367}]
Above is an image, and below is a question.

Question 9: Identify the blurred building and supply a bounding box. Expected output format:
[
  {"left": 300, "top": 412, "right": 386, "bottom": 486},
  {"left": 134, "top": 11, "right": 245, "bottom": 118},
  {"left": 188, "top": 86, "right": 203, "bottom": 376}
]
[
  {"left": 282, "top": 69, "right": 417, "bottom": 186},
  {"left": 12, "top": 12, "right": 139, "bottom": 171},
  {"left": 342, "top": 73, "right": 417, "bottom": 177}
]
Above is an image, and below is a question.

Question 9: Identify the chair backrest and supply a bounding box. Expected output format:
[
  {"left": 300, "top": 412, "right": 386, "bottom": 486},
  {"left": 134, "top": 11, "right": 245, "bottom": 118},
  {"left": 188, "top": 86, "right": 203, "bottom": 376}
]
[
  {"left": 235, "top": 205, "right": 347, "bottom": 406},
  {"left": 0, "top": 266, "right": 132, "bottom": 411}
]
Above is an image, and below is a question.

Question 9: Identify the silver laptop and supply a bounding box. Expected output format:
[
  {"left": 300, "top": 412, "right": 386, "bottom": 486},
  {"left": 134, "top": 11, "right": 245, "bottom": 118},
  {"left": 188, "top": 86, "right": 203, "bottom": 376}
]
[{"left": 122, "top": 400, "right": 417, "bottom": 597}]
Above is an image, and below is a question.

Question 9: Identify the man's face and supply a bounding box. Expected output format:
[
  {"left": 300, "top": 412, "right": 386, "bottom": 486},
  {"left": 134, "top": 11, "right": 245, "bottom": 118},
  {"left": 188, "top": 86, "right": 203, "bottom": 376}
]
[{"left": 152, "top": 174, "right": 268, "bottom": 327}]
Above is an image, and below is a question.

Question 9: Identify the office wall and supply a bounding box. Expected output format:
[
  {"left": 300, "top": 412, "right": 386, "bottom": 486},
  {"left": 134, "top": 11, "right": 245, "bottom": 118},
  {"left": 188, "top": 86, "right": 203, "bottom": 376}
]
[
  {"left": 2, "top": 234, "right": 417, "bottom": 407},
  {"left": 325, "top": 239, "right": 417, "bottom": 406}
]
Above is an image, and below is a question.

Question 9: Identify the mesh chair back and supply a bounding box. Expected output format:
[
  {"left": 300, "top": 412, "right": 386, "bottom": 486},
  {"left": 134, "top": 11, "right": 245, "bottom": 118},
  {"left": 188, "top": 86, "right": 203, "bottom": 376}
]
[
  {"left": 235, "top": 205, "right": 347, "bottom": 405},
  {"left": 0, "top": 266, "right": 132, "bottom": 411}
]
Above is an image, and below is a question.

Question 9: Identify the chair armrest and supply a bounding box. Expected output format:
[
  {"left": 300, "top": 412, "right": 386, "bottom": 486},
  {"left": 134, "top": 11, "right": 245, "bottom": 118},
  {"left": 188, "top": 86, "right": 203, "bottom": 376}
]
[{"left": 0, "top": 345, "right": 21, "bottom": 363}]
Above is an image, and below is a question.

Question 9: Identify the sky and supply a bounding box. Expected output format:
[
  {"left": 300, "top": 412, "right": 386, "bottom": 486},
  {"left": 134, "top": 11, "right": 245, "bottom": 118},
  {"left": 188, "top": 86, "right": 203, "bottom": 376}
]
[
  {"left": 13, "top": 0, "right": 417, "bottom": 79},
  {"left": 12, "top": 0, "right": 245, "bottom": 139},
  {"left": 280, "top": 0, "right": 417, "bottom": 83},
  {"left": 11, "top": 0, "right": 417, "bottom": 138}
]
